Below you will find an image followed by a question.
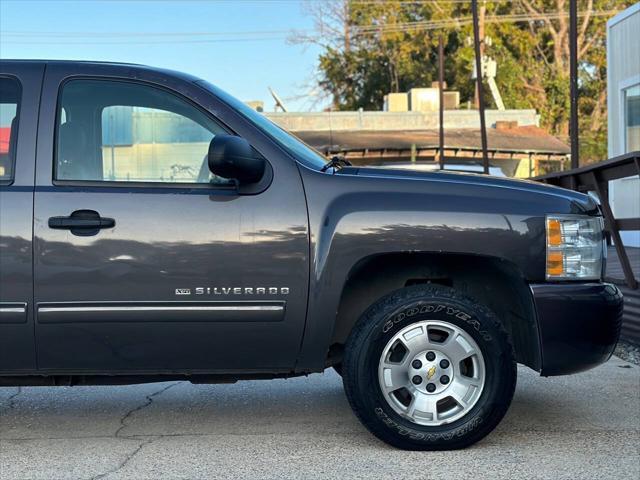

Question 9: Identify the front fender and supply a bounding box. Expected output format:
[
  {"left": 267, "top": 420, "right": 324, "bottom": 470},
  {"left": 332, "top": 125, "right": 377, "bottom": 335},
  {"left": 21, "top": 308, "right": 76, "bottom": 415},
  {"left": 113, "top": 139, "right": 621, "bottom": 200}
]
[{"left": 294, "top": 167, "right": 576, "bottom": 372}]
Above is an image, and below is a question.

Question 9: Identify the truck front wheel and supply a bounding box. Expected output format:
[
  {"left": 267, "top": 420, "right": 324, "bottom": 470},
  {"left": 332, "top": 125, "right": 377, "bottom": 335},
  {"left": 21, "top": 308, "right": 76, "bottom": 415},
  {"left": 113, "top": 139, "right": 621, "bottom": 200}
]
[{"left": 342, "top": 284, "right": 516, "bottom": 450}]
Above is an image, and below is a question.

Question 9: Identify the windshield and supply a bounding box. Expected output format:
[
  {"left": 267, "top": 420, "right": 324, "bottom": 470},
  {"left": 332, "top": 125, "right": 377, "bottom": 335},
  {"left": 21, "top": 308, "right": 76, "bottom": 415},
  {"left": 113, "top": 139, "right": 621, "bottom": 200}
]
[{"left": 196, "top": 80, "right": 328, "bottom": 170}]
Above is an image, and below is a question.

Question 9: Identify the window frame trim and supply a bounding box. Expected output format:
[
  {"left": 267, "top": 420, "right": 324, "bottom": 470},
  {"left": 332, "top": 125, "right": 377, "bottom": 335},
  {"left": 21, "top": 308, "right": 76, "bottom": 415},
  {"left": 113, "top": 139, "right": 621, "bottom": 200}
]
[
  {"left": 0, "top": 75, "right": 23, "bottom": 186},
  {"left": 617, "top": 75, "right": 640, "bottom": 156},
  {"left": 52, "top": 76, "right": 242, "bottom": 191},
  {"left": 622, "top": 82, "right": 640, "bottom": 154}
]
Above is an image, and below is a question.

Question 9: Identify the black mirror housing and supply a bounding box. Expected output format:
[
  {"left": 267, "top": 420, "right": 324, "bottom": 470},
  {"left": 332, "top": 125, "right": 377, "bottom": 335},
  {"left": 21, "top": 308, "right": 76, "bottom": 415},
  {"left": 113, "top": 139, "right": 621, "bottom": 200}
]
[{"left": 208, "top": 135, "right": 265, "bottom": 184}]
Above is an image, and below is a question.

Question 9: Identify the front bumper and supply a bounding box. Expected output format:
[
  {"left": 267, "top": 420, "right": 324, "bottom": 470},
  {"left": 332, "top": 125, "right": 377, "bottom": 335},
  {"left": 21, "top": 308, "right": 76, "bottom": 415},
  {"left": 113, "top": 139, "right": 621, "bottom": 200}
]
[{"left": 530, "top": 282, "right": 623, "bottom": 376}]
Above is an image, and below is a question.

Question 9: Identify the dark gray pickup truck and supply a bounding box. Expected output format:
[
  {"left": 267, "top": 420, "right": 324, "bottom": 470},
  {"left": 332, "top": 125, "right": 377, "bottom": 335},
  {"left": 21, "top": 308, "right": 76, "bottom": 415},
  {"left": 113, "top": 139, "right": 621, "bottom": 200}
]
[{"left": 0, "top": 60, "right": 623, "bottom": 450}]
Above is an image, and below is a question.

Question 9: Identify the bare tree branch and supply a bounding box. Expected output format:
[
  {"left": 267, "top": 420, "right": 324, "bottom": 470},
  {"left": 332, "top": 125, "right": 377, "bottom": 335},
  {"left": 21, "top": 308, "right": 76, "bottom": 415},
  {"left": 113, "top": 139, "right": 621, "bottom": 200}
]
[
  {"left": 430, "top": 0, "right": 445, "bottom": 15},
  {"left": 589, "top": 88, "right": 607, "bottom": 132},
  {"left": 287, "top": 0, "right": 348, "bottom": 49},
  {"left": 578, "top": 34, "right": 597, "bottom": 58},
  {"left": 520, "top": 77, "right": 547, "bottom": 94},
  {"left": 577, "top": 0, "right": 593, "bottom": 52},
  {"left": 519, "top": 0, "right": 559, "bottom": 38}
]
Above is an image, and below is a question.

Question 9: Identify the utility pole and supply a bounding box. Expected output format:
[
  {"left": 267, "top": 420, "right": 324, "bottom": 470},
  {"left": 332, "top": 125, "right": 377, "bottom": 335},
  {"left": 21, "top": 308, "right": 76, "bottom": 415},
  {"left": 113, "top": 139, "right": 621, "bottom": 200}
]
[
  {"left": 569, "top": 0, "right": 579, "bottom": 169},
  {"left": 474, "top": 0, "right": 486, "bottom": 108},
  {"left": 438, "top": 35, "right": 445, "bottom": 170},
  {"left": 472, "top": 0, "right": 489, "bottom": 174}
]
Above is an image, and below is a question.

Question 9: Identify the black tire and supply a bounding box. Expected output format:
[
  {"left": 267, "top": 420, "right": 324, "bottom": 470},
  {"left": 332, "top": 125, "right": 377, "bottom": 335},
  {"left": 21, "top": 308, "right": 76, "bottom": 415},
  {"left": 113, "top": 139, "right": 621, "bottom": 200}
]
[
  {"left": 332, "top": 363, "right": 343, "bottom": 376},
  {"left": 342, "top": 284, "right": 516, "bottom": 450}
]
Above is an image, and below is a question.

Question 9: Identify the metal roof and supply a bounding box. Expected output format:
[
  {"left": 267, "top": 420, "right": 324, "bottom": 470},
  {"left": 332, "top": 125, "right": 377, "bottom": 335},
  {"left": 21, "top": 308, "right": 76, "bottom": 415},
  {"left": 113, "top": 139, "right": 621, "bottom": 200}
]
[{"left": 295, "top": 126, "right": 570, "bottom": 156}]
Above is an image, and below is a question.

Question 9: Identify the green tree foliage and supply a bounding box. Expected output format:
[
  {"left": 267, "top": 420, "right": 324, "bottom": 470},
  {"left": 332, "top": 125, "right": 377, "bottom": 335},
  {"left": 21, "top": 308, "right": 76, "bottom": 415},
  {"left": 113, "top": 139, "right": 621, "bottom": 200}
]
[{"left": 296, "top": 0, "right": 633, "bottom": 164}]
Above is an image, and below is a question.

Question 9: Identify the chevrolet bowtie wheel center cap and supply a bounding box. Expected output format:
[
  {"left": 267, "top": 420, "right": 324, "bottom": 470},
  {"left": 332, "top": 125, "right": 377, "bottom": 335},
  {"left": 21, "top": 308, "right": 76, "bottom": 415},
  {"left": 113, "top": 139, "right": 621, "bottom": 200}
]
[{"left": 408, "top": 350, "right": 454, "bottom": 395}]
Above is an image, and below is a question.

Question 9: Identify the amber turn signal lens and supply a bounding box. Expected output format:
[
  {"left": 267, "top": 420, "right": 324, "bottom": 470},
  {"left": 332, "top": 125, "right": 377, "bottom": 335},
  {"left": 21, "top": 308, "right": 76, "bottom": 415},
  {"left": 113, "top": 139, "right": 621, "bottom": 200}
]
[
  {"left": 547, "top": 218, "right": 562, "bottom": 246},
  {"left": 547, "top": 251, "right": 564, "bottom": 276},
  {"left": 545, "top": 215, "right": 603, "bottom": 280}
]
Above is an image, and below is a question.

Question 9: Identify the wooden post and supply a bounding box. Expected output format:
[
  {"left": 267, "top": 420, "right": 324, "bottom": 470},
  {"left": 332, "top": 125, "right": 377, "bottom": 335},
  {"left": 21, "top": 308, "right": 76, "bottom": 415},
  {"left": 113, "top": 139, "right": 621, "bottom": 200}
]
[
  {"left": 569, "top": 0, "right": 579, "bottom": 169},
  {"left": 472, "top": 0, "right": 489, "bottom": 174},
  {"left": 591, "top": 171, "right": 638, "bottom": 289}
]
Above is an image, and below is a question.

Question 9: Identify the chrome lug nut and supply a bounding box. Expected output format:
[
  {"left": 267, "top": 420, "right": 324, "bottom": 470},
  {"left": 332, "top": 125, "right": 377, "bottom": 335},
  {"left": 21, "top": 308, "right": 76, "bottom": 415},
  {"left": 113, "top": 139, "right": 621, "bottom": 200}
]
[
  {"left": 426, "top": 351, "right": 436, "bottom": 361},
  {"left": 440, "top": 375, "right": 450, "bottom": 385},
  {"left": 411, "top": 359, "right": 422, "bottom": 369},
  {"left": 412, "top": 375, "right": 423, "bottom": 385},
  {"left": 426, "top": 383, "right": 436, "bottom": 393}
]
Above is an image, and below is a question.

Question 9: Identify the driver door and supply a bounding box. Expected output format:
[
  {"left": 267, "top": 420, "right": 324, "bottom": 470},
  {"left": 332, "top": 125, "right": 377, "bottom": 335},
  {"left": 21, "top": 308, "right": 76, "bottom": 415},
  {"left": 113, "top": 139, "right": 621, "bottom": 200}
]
[{"left": 33, "top": 64, "right": 309, "bottom": 373}]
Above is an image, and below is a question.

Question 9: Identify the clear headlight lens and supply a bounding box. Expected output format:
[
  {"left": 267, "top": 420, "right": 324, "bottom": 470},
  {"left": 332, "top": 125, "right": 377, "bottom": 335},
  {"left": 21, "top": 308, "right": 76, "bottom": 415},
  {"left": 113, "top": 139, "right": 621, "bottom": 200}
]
[{"left": 546, "top": 215, "right": 604, "bottom": 280}]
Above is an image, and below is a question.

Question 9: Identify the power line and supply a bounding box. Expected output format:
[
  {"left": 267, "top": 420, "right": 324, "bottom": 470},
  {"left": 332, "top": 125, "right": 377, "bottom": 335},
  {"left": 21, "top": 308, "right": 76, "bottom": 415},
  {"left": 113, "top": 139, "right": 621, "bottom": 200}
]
[
  {"left": 352, "top": 10, "right": 619, "bottom": 35},
  {"left": 0, "top": 9, "right": 620, "bottom": 45}
]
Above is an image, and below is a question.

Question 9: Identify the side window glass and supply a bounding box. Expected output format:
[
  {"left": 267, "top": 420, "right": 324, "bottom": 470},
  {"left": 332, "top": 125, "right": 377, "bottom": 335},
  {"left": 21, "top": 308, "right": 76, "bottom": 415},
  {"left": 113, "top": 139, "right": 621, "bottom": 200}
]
[
  {"left": 0, "top": 77, "right": 21, "bottom": 183},
  {"left": 624, "top": 84, "right": 640, "bottom": 153},
  {"left": 56, "top": 79, "right": 231, "bottom": 185}
]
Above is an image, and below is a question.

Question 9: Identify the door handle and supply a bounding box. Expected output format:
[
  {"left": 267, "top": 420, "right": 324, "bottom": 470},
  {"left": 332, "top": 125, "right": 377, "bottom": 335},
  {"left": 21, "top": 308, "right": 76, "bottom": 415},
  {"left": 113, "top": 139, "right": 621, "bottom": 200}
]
[{"left": 48, "top": 210, "right": 115, "bottom": 236}]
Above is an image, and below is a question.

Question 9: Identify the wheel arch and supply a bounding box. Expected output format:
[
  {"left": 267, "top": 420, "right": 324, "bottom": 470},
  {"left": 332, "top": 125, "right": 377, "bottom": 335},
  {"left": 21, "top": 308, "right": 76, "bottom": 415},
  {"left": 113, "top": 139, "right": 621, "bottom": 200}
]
[{"left": 327, "top": 252, "right": 541, "bottom": 372}]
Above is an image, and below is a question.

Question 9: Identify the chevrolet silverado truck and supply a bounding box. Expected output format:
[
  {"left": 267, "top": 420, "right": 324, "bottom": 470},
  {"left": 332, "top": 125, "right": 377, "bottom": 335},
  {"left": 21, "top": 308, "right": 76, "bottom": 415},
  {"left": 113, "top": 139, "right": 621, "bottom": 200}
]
[{"left": 0, "top": 61, "right": 623, "bottom": 450}]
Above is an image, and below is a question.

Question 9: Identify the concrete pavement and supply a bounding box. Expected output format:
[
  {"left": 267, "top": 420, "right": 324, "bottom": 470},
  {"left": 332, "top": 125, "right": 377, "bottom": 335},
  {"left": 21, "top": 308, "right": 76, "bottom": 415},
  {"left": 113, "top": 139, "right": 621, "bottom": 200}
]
[{"left": 1, "top": 358, "right": 638, "bottom": 480}]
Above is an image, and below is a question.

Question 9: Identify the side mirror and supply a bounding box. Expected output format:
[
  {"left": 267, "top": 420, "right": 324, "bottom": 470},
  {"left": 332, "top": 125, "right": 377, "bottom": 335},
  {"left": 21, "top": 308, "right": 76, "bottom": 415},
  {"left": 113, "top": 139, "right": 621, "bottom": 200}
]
[{"left": 208, "top": 135, "right": 265, "bottom": 185}]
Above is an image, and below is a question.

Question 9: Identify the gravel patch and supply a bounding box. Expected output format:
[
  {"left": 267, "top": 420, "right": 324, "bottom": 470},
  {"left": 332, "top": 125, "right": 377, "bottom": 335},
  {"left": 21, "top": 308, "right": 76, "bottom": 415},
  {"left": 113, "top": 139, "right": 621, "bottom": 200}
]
[{"left": 615, "top": 340, "right": 640, "bottom": 365}]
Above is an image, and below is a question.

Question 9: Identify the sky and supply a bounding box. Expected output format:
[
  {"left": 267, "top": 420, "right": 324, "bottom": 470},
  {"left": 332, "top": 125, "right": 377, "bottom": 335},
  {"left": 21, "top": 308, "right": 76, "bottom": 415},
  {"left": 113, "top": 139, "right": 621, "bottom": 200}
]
[{"left": 0, "top": 0, "right": 323, "bottom": 111}]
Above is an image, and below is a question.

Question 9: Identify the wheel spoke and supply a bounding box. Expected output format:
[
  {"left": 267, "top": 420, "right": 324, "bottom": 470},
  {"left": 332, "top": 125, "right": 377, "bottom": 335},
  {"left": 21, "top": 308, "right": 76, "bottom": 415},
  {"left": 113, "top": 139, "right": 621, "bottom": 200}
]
[
  {"left": 448, "top": 375, "right": 479, "bottom": 408},
  {"left": 445, "top": 332, "right": 478, "bottom": 364},
  {"left": 398, "top": 326, "right": 429, "bottom": 357},
  {"left": 406, "top": 393, "right": 438, "bottom": 422},
  {"left": 380, "top": 360, "right": 409, "bottom": 392}
]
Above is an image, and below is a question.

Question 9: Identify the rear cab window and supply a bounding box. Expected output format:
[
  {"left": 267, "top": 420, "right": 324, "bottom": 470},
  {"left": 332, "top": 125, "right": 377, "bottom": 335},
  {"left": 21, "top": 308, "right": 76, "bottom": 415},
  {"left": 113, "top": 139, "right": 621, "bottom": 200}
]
[{"left": 0, "top": 77, "right": 21, "bottom": 184}]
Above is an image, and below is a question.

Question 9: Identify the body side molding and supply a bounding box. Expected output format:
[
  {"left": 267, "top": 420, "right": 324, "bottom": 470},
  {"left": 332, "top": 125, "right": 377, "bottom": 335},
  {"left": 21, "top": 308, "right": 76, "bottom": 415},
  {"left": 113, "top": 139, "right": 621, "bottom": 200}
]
[{"left": 36, "top": 301, "right": 286, "bottom": 324}]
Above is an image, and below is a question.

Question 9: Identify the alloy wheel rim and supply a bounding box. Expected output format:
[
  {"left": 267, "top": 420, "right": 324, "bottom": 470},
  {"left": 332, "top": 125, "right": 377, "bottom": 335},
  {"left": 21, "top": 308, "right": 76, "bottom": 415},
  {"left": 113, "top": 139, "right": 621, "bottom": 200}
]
[{"left": 377, "top": 319, "right": 486, "bottom": 426}]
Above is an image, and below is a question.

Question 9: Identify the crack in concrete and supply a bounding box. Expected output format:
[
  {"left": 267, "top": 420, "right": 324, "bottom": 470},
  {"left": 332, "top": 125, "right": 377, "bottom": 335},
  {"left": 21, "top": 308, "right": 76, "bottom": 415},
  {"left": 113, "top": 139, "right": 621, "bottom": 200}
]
[
  {"left": 114, "top": 382, "right": 179, "bottom": 438},
  {"left": 90, "top": 437, "right": 155, "bottom": 480},
  {"left": 88, "top": 382, "right": 180, "bottom": 480}
]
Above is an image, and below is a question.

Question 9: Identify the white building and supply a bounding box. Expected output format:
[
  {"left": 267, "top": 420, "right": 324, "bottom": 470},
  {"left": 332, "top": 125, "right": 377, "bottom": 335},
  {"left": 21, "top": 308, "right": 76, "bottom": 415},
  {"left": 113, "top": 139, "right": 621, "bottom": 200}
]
[{"left": 607, "top": 3, "right": 640, "bottom": 247}]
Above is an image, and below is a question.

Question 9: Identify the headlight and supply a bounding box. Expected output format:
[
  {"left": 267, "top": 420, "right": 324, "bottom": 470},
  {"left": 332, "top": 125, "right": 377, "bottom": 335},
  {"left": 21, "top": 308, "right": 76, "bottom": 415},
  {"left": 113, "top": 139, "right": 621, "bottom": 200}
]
[{"left": 546, "top": 215, "right": 604, "bottom": 280}]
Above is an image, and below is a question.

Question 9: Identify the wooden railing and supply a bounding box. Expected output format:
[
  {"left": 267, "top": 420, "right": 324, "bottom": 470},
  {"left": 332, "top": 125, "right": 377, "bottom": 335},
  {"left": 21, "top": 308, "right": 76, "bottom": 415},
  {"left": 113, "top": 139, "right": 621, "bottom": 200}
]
[{"left": 534, "top": 151, "right": 640, "bottom": 289}]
